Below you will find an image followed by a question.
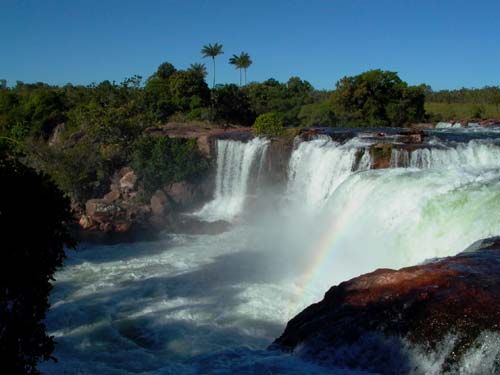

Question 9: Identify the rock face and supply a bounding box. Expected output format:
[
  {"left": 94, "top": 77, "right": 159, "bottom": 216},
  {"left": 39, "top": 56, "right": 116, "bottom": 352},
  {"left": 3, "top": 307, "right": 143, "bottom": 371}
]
[{"left": 272, "top": 238, "right": 500, "bottom": 374}]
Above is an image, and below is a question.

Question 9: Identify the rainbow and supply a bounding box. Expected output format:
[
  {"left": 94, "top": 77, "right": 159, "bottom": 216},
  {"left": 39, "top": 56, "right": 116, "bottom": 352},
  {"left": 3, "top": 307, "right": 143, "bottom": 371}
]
[{"left": 290, "top": 184, "right": 368, "bottom": 311}]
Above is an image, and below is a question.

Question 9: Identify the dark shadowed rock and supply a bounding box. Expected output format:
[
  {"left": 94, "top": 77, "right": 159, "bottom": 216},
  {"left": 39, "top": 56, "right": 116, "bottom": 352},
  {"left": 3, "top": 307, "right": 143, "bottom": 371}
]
[
  {"left": 272, "top": 237, "right": 500, "bottom": 374},
  {"left": 165, "top": 181, "right": 196, "bottom": 207},
  {"left": 370, "top": 143, "right": 392, "bottom": 169}
]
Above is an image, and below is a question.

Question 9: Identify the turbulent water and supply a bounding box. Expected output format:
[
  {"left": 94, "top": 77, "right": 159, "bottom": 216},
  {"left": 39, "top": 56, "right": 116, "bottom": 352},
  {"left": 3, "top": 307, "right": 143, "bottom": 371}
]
[{"left": 41, "top": 129, "right": 500, "bottom": 375}]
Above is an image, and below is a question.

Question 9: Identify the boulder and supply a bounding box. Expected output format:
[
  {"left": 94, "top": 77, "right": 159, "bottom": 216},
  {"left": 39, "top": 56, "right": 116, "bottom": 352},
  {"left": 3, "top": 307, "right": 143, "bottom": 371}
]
[
  {"left": 85, "top": 199, "right": 120, "bottom": 222},
  {"left": 150, "top": 190, "right": 169, "bottom": 216},
  {"left": 164, "top": 181, "right": 195, "bottom": 207},
  {"left": 103, "top": 189, "right": 120, "bottom": 203},
  {"left": 78, "top": 214, "right": 93, "bottom": 230},
  {"left": 119, "top": 170, "right": 137, "bottom": 191},
  {"left": 273, "top": 237, "right": 500, "bottom": 374},
  {"left": 369, "top": 143, "right": 392, "bottom": 169}
]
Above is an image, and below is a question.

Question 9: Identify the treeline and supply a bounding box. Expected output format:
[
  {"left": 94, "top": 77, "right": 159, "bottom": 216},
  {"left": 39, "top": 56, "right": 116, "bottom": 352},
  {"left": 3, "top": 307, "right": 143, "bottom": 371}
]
[
  {"left": 0, "top": 62, "right": 436, "bottom": 206},
  {"left": 425, "top": 86, "right": 500, "bottom": 120}
]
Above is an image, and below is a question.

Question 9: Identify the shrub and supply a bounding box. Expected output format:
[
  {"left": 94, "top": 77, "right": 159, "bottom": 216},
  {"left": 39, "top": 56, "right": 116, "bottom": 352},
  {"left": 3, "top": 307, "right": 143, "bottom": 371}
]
[
  {"left": 253, "top": 112, "right": 284, "bottom": 136},
  {"left": 0, "top": 150, "right": 75, "bottom": 374},
  {"left": 131, "top": 136, "right": 209, "bottom": 196}
]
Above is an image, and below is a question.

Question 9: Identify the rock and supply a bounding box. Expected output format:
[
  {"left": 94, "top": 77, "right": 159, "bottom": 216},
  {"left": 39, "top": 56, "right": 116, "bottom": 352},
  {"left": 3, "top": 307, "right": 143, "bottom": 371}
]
[
  {"left": 103, "top": 189, "right": 120, "bottom": 203},
  {"left": 119, "top": 171, "right": 137, "bottom": 191},
  {"left": 48, "top": 123, "right": 65, "bottom": 146},
  {"left": 369, "top": 143, "right": 392, "bottom": 169},
  {"left": 114, "top": 221, "right": 131, "bottom": 233},
  {"left": 272, "top": 238, "right": 500, "bottom": 374},
  {"left": 150, "top": 190, "right": 169, "bottom": 216},
  {"left": 85, "top": 199, "right": 120, "bottom": 221},
  {"left": 78, "top": 215, "right": 93, "bottom": 229},
  {"left": 165, "top": 181, "right": 195, "bottom": 207}
]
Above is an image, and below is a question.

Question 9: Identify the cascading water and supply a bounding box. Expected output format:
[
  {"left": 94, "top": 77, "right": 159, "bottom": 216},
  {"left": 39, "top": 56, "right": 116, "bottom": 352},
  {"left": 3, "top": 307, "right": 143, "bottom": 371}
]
[
  {"left": 41, "top": 131, "right": 500, "bottom": 375},
  {"left": 195, "top": 138, "right": 269, "bottom": 222},
  {"left": 391, "top": 140, "right": 500, "bottom": 169},
  {"left": 286, "top": 136, "right": 371, "bottom": 210}
]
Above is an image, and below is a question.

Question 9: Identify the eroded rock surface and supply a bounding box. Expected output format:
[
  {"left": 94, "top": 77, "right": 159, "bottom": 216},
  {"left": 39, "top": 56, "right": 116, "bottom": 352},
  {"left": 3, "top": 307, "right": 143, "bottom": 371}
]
[{"left": 273, "top": 237, "right": 500, "bottom": 374}]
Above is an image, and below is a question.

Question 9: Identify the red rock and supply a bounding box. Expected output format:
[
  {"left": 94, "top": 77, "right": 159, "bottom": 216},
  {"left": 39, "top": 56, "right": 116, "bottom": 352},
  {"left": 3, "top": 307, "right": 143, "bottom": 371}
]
[
  {"left": 150, "top": 190, "right": 169, "bottom": 216},
  {"left": 273, "top": 237, "right": 500, "bottom": 373}
]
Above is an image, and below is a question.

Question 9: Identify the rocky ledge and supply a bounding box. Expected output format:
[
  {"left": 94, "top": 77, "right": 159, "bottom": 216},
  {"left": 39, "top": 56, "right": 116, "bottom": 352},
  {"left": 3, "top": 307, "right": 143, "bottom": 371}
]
[{"left": 272, "top": 237, "right": 500, "bottom": 374}]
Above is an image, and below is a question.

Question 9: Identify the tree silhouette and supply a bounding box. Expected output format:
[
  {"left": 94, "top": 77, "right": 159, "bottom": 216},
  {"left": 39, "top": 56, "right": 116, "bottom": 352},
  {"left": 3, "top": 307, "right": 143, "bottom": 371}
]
[{"left": 201, "top": 43, "right": 224, "bottom": 88}]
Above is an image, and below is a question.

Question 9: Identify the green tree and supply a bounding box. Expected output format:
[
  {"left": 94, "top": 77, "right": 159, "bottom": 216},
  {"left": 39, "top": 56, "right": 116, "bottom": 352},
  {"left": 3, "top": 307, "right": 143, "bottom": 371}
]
[
  {"left": 188, "top": 63, "right": 208, "bottom": 79},
  {"left": 239, "top": 52, "right": 252, "bottom": 85},
  {"left": 253, "top": 112, "right": 284, "bottom": 136},
  {"left": 201, "top": 43, "right": 224, "bottom": 88},
  {"left": 332, "top": 70, "right": 426, "bottom": 127},
  {"left": 229, "top": 54, "right": 244, "bottom": 86},
  {"left": 131, "top": 136, "right": 209, "bottom": 196},
  {"left": 229, "top": 52, "right": 253, "bottom": 86},
  {"left": 0, "top": 150, "right": 75, "bottom": 375},
  {"left": 168, "top": 70, "right": 210, "bottom": 112},
  {"left": 212, "top": 84, "right": 255, "bottom": 126}
]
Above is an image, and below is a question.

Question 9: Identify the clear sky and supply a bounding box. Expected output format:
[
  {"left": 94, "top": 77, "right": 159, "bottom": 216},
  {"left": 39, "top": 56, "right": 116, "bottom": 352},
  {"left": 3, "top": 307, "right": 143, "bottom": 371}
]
[{"left": 1, "top": 0, "right": 499, "bottom": 90}]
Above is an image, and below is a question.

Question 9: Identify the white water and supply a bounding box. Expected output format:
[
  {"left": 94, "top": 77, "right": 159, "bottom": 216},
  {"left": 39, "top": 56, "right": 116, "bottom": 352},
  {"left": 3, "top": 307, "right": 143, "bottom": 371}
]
[
  {"left": 41, "top": 135, "right": 500, "bottom": 375},
  {"left": 287, "top": 137, "right": 370, "bottom": 211},
  {"left": 391, "top": 140, "right": 500, "bottom": 169},
  {"left": 195, "top": 138, "right": 269, "bottom": 222}
]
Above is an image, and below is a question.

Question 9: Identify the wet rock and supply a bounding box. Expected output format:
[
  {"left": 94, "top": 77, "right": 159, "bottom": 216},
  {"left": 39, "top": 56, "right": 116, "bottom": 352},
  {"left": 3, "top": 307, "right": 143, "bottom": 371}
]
[
  {"left": 370, "top": 143, "right": 392, "bottom": 169},
  {"left": 165, "top": 181, "right": 195, "bottom": 207},
  {"left": 272, "top": 237, "right": 500, "bottom": 374},
  {"left": 150, "top": 190, "right": 169, "bottom": 216}
]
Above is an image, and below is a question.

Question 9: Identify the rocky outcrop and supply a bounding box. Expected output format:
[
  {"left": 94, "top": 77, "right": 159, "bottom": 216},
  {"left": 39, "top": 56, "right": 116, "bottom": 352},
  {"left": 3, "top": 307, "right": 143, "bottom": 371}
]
[
  {"left": 272, "top": 237, "right": 500, "bottom": 374},
  {"left": 77, "top": 164, "right": 218, "bottom": 242},
  {"left": 144, "top": 122, "right": 253, "bottom": 158}
]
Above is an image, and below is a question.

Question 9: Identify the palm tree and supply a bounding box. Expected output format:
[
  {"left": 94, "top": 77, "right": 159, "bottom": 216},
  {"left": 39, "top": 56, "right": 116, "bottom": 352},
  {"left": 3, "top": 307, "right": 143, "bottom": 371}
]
[
  {"left": 239, "top": 52, "right": 252, "bottom": 85},
  {"left": 229, "top": 52, "right": 252, "bottom": 86},
  {"left": 229, "top": 54, "right": 244, "bottom": 86},
  {"left": 188, "top": 63, "right": 207, "bottom": 78},
  {"left": 201, "top": 43, "right": 224, "bottom": 88}
]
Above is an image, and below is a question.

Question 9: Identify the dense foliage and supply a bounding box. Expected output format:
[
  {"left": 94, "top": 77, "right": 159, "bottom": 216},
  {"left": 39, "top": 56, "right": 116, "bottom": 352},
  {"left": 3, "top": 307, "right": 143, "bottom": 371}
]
[
  {"left": 131, "top": 136, "right": 210, "bottom": 196},
  {"left": 332, "top": 70, "right": 426, "bottom": 127},
  {"left": 1, "top": 60, "right": 497, "bottom": 209},
  {"left": 253, "top": 112, "right": 284, "bottom": 136},
  {"left": 425, "top": 86, "right": 500, "bottom": 120},
  {"left": 0, "top": 148, "right": 75, "bottom": 374}
]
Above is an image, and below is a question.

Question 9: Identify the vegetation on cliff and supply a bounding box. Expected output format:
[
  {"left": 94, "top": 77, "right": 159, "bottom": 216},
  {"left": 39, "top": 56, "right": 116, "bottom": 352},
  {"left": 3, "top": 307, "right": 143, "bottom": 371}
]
[{"left": 1, "top": 46, "right": 498, "bottom": 213}]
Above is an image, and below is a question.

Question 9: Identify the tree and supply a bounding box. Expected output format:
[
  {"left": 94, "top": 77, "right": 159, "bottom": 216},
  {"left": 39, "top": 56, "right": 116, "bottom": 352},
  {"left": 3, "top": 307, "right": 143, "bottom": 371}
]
[
  {"left": 212, "top": 84, "right": 255, "bottom": 126},
  {"left": 168, "top": 70, "right": 210, "bottom": 112},
  {"left": 201, "top": 43, "right": 224, "bottom": 88},
  {"left": 253, "top": 112, "right": 284, "bottom": 136},
  {"left": 229, "top": 52, "right": 253, "bottom": 86},
  {"left": 332, "top": 70, "right": 426, "bottom": 127},
  {"left": 131, "top": 136, "right": 209, "bottom": 196},
  {"left": 239, "top": 52, "right": 252, "bottom": 85},
  {"left": 0, "top": 150, "right": 75, "bottom": 374},
  {"left": 229, "top": 54, "right": 244, "bottom": 86},
  {"left": 188, "top": 63, "right": 208, "bottom": 79}
]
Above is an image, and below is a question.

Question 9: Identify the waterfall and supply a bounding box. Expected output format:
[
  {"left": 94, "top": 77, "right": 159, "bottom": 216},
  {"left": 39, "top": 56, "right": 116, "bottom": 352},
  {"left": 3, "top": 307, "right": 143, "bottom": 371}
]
[
  {"left": 391, "top": 140, "right": 500, "bottom": 169},
  {"left": 196, "top": 138, "right": 269, "bottom": 222},
  {"left": 286, "top": 137, "right": 370, "bottom": 210}
]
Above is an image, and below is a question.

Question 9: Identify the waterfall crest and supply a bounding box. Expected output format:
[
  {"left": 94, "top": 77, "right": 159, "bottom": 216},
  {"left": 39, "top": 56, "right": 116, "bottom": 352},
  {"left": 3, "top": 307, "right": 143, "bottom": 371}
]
[
  {"left": 391, "top": 140, "right": 500, "bottom": 169},
  {"left": 286, "top": 137, "right": 370, "bottom": 210},
  {"left": 196, "top": 138, "right": 269, "bottom": 222}
]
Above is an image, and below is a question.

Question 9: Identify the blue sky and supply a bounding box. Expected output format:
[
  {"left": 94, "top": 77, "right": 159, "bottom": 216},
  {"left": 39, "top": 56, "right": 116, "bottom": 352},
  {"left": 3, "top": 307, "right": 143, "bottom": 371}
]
[{"left": 1, "top": 0, "right": 499, "bottom": 90}]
